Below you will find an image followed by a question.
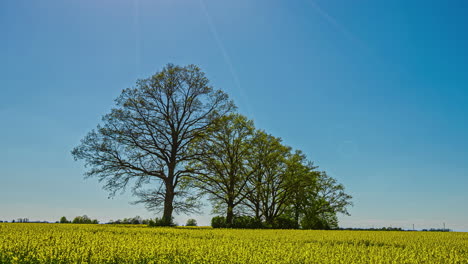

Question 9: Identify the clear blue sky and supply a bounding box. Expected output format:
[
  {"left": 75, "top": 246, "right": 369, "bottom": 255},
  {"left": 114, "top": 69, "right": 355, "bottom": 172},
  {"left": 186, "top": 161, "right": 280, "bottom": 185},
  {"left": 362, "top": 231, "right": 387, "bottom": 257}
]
[{"left": 1, "top": 0, "right": 467, "bottom": 230}]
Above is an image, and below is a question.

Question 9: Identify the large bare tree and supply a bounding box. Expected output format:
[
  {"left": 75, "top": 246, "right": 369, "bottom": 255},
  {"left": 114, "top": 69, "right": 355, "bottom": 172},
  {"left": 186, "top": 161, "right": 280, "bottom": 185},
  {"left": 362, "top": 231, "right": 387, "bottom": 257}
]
[{"left": 72, "top": 64, "right": 235, "bottom": 224}]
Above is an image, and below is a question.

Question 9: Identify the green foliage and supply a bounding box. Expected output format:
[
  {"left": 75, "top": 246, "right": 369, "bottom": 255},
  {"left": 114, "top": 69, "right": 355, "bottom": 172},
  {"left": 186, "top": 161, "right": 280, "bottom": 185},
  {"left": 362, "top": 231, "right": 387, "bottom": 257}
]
[
  {"left": 212, "top": 215, "right": 297, "bottom": 229},
  {"left": 71, "top": 215, "right": 98, "bottom": 224},
  {"left": 208, "top": 129, "right": 352, "bottom": 230},
  {"left": 211, "top": 216, "right": 261, "bottom": 229},
  {"left": 185, "top": 219, "right": 197, "bottom": 226},
  {"left": 188, "top": 113, "right": 256, "bottom": 225},
  {"left": 109, "top": 216, "right": 145, "bottom": 225},
  {"left": 272, "top": 215, "right": 299, "bottom": 229},
  {"left": 243, "top": 130, "right": 292, "bottom": 225},
  {"left": 211, "top": 216, "right": 227, "bottom": 228},
  {"left": 232, "top": 216, "right": 263, "bottom": 229},
  {"left": 301, "top": 212, "right": 338, "bottom": 230},
  {"left": 59, "top": 217, "right": 69, "bottom": 223},
  {"left": 149, "top": 217, "right": 176, "bottom": 227}
]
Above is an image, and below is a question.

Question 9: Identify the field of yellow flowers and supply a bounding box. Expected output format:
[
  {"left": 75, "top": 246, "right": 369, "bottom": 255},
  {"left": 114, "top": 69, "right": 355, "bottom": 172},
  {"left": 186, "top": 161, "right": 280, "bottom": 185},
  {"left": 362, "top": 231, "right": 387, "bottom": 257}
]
[{"left": 0, "top": 223, "right": 467, "bottom": 263}]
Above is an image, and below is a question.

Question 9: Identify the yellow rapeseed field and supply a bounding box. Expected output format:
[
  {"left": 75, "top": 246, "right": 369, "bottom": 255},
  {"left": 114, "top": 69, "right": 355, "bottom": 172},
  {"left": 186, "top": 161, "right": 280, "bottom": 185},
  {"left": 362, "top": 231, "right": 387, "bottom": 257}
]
[{"left": 0, "top": 223, "right": 467, "bottom": 263}]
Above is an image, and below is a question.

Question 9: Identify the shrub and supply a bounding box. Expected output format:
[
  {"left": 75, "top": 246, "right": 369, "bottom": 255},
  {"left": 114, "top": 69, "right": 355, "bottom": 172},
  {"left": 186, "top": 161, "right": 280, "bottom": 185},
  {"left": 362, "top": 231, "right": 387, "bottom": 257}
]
[
  {"left": 72, "top": 215, "right": 91, "bottom": 224},
  {"left": 212, "top": 216, "right": 264, "bottom": 229},
  {"left": 232, "top": 216, "right": 263, "bottom": 229},
  {"left": 149, "top": 217, "right": 176, "bottom": 227},
  {"left": 71, "top": 215, "right": 99, "bottom": 224},
  {"left": 186, "top": 219, "right": 197, "bottom": 226},
  {"left": 272, "top": 215, "right": 299, "bottom": 229},
  {"left": 301, "top": 212, "right": 337, "bottom": 230},
  {"left": 211, "top": 216, "right": 227, "bottom": 228}
]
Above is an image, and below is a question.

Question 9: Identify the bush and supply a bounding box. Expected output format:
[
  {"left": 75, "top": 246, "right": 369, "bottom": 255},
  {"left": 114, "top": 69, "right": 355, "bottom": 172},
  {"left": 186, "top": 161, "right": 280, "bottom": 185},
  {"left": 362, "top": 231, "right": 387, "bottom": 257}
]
[
  {"left": 186, "top": 219, "right": 197, "bottom": 226},
  {"left": 211, "top": 216, "right": 227, "bottom": 228},
  {"left": 272, "top": 215, "right": 299, "bottom": 229},
  {"left": 130, "top": 218, "right": 141, "bottom": 225},
  {"left": 212, "top": 216, "right": 264, "bottom": 229},
  {"left": 232, "top": 216, "right": 263, "bottom": 229},
  {"left": 148, "top": 217, "right": 176, "bottom": 227},
  {"left": 71, "top": 215, "right": 99, "bottom": 224},
  {"left": 301, "top": 212, "right": 337, "bottom": 230},
  {"left": 72, "top": 215, "right": 91, "bottom": 224}
]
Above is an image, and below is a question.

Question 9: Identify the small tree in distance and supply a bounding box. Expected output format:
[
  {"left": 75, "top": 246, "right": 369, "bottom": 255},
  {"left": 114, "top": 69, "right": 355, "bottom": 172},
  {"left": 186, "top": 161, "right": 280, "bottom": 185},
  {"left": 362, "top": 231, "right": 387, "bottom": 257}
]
[
  {"left": 71, "top": 215, "right": 99, "bottom": 224},
  {"left": 60, "top": 216, "right": 69, "bottom": 223},
  {"left": 186, "top": 219, "right": 197, "bottom": 226}
]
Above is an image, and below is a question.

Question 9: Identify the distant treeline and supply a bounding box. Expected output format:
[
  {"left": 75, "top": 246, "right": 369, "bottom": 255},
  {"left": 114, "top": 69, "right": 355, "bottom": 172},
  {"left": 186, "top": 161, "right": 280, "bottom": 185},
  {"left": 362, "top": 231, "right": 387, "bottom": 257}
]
[
  {"left": 0, "top": 219, "right": 48, "bottom": 223},
  {"left": 59, "top": 215, "right": 98, "bottom": 224},
  {"left": 60, "top": 216, "right": 196, "bottom": 227},
  {"left": 0, "top": 218, "right": 453, "bottom": 232},
  {"left": 338, "top": 227, "right": 452, "bottom": 232}
]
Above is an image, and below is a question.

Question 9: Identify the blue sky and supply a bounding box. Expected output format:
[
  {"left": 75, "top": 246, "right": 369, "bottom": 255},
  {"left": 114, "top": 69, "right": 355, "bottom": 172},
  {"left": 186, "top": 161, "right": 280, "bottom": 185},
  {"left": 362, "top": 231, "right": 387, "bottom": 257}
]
[{"left": 1, "top": 0, "right": 467, "bottom": 230}]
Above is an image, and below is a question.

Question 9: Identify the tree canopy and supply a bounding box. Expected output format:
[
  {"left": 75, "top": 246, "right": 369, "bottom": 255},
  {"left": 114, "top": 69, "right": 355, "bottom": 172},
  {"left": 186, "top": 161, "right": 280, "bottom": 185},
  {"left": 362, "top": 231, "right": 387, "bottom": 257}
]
[{"left": 187, "top": 113, "right": 255, "bottom": 226}]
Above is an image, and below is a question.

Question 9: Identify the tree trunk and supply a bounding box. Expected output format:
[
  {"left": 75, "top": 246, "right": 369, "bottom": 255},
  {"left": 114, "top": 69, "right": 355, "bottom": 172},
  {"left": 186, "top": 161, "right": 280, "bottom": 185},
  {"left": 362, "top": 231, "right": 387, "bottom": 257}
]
[
  {"left": 226, "top": 203, "right": 234, "bottom": 227},
  {"left": 162, "top": 183, "right": 174, "bottom": 226},
  {"left": 294, "top": 204, "right": 300, "bottom": 227}
]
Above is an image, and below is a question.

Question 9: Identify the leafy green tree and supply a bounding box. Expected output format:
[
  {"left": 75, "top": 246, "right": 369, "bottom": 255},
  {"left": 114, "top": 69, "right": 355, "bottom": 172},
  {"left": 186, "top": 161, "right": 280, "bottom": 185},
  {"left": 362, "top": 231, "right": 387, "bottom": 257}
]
[
  {"left": 282, "top": 150, "right": 320, "bottom": 225},
  {"left": 71, "top": 215, "right": 99, "bottom": 224},
  {"left": 130, "top": 216, "right": 142, "bottom": 224},
  {"left": 301, "top": 211, "right": 338, "bottom": 230},
  {"left": 272, "top": 215, "right": 299, "bottom": 229},
  {"left": 188, "top": 114, "right": 255, "bottom": 226},
  {"left": 211, "top": 216, "right": 226, "bottom": 228},
  {"left": 150, "top": 217, "right": 176, "bottom": 227},
  {"left": 72, "top": 64, "right": 235, "bottom": 225},
  {"left": 300, "top": 171, "right": 352, "bottom": 229},
  {"left": 242, "top": 131, "right": 292, "bottom": 225},
  {"left": 72, "top": 215, "right": 91, "bottom": 224},
  {"left": 59, "top": 216, "right": 69, "bottom": 223},
  {"left": 186, "top": 218, "right": 197, "bottom": 226}
]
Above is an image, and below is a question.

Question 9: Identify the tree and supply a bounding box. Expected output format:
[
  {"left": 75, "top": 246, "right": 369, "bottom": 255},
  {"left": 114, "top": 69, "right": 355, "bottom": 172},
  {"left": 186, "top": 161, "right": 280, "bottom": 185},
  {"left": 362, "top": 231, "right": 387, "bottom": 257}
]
[
  {"left": 186, "top": 218, "right": 197, "bottom": 226},
  {"left": 72, "top": 215, "right": 91, "bottom": 224},
  {"left": 282, "top": 150, "right": 320, "bottom": 225},
  {"left": 187, "top": 114, "right": 255, "bottom": 226},
  {"left": 300, "top": 171, "right": 352, "bottom": 229},
  {"left": 301, "top": 211, "right": 338, "bottom": 230},
  {"left": 60, "top": 216, "right": 69, "bottom": 223},
  {"left": 130, "top": 216, "right": 142, "bottom": 224},
  {"left": 309, "top": 171, "right": 352, "bottom": 215},
  {"left": 242, "top": 131, "right": 294, "bottom": 225},
  {"left": 72, "top": 64, "right": 235, "bottom": 225}
]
